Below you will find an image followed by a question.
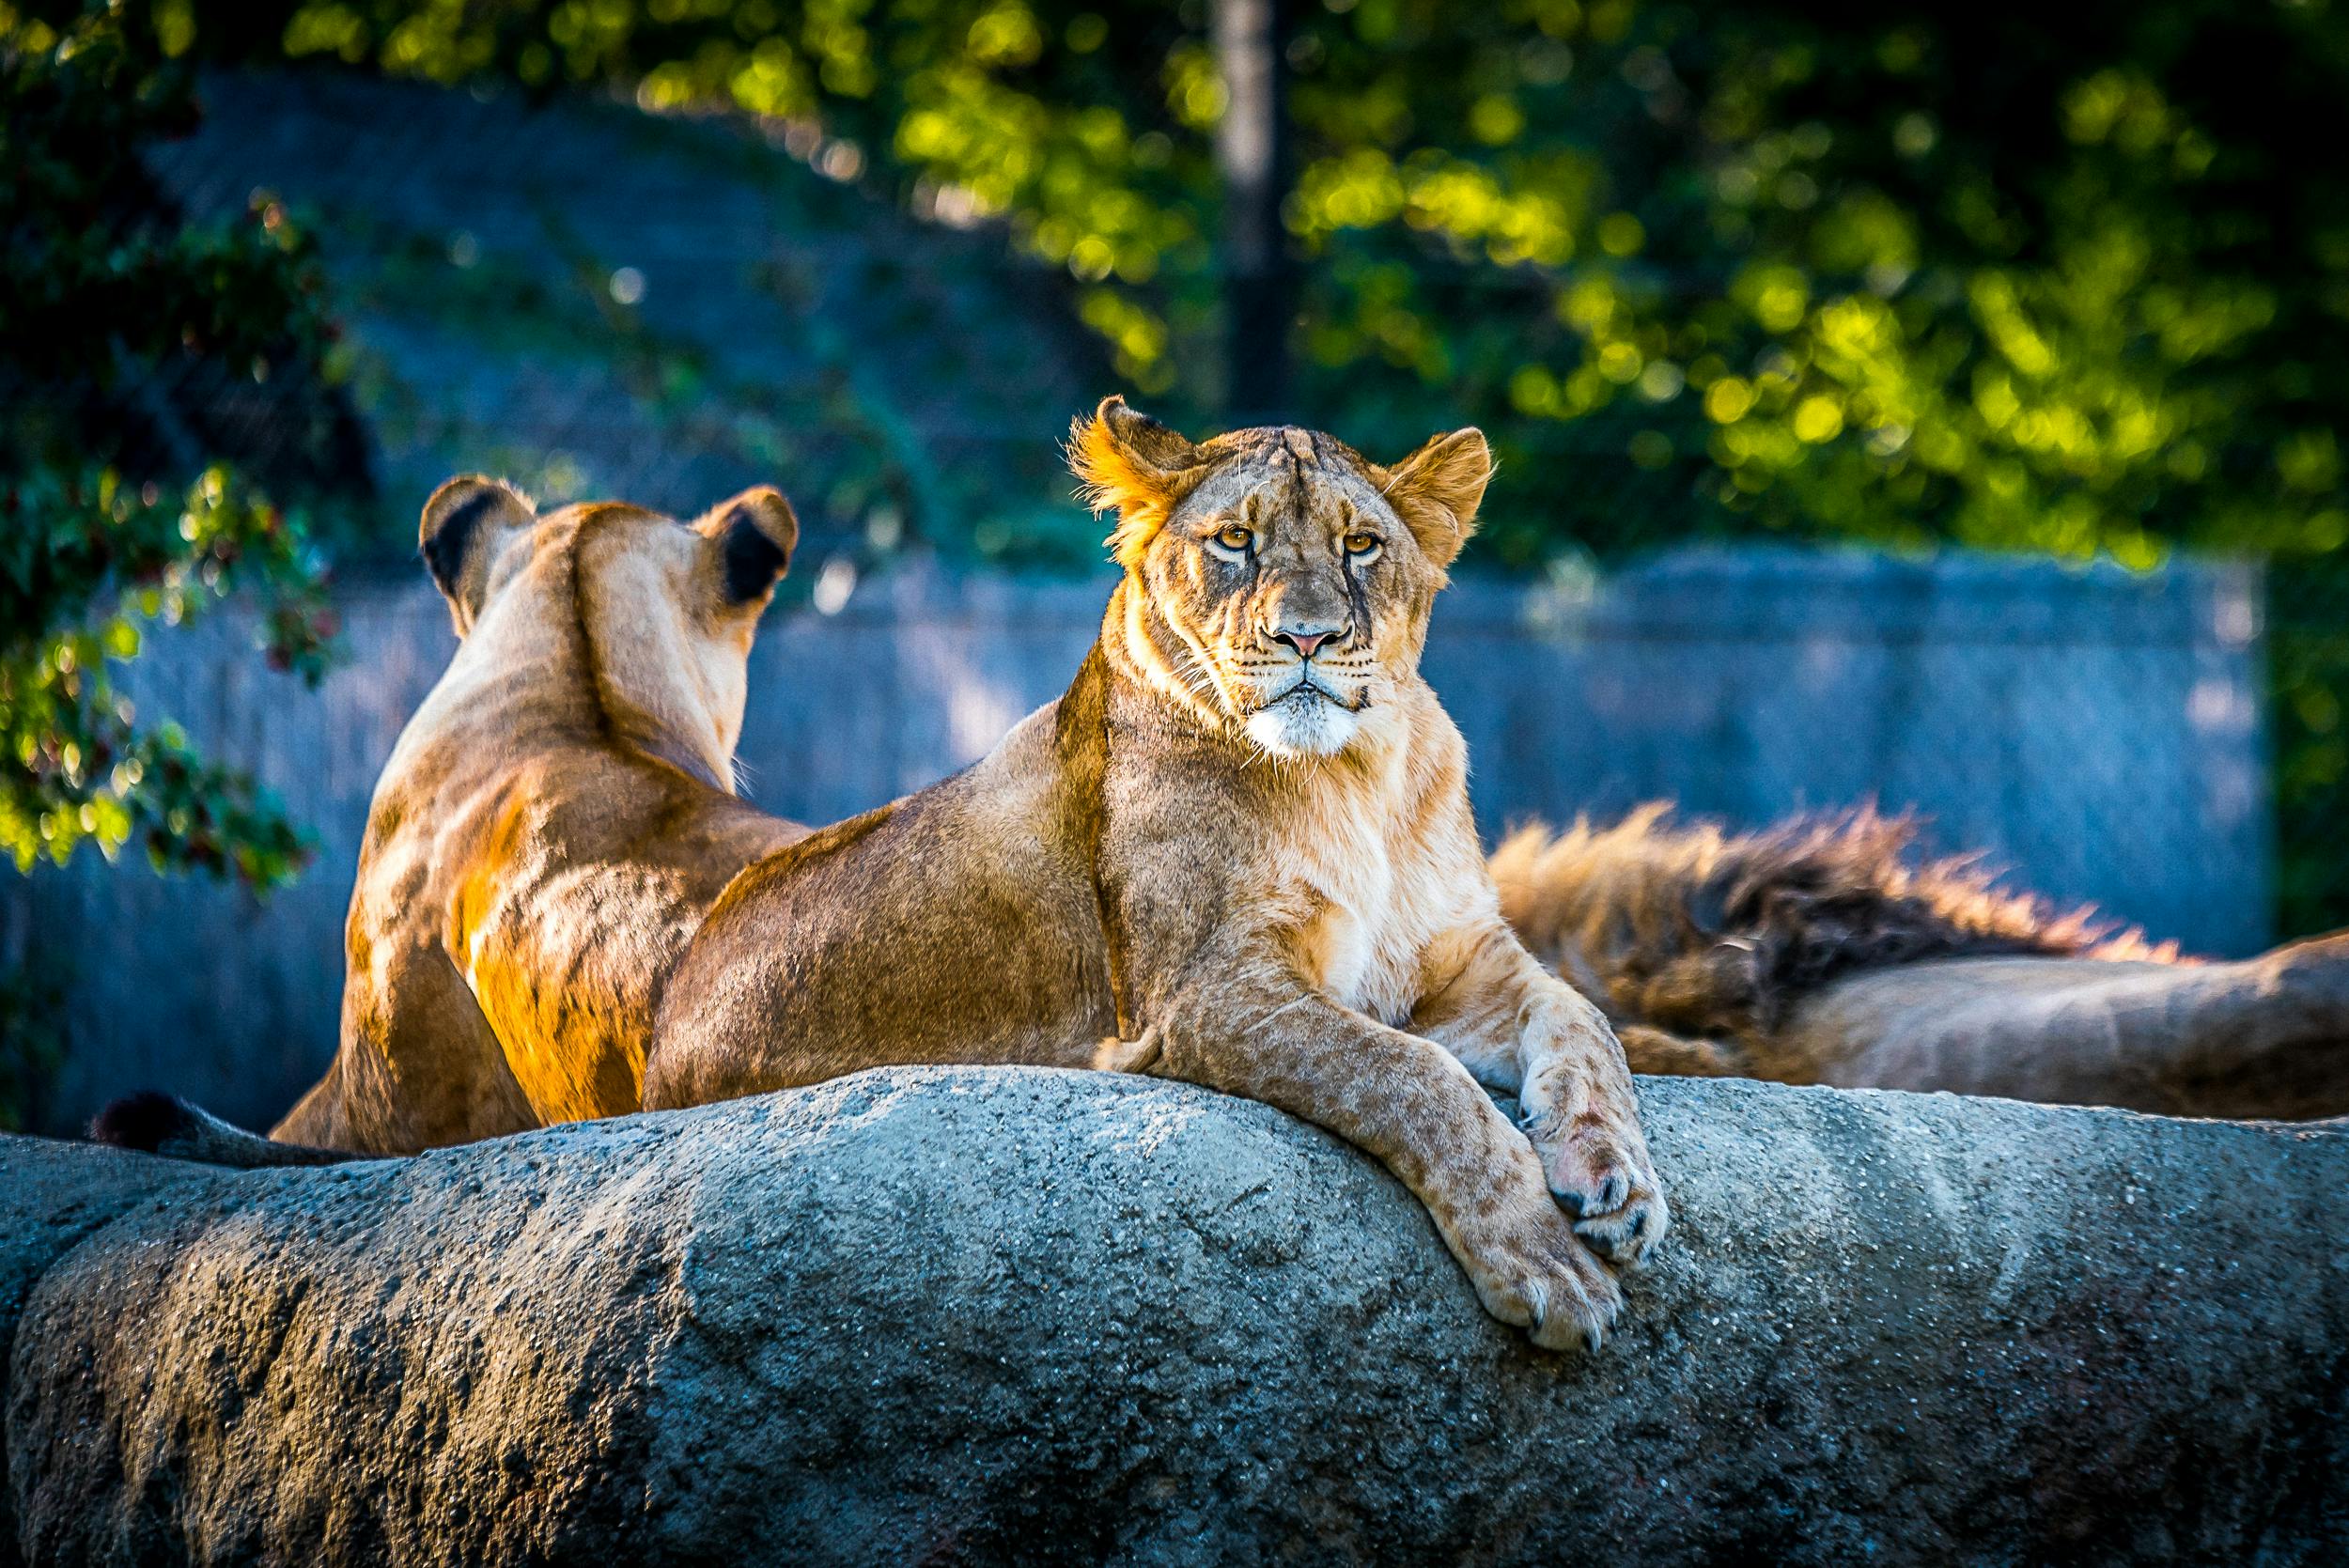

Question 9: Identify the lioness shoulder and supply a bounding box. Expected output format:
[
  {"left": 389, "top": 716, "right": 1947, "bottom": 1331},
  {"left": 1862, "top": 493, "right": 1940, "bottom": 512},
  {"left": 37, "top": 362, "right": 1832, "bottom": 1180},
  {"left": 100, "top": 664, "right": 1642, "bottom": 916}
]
[{"left": 99, "top": 475, "right": 809, "bottom": 1163}]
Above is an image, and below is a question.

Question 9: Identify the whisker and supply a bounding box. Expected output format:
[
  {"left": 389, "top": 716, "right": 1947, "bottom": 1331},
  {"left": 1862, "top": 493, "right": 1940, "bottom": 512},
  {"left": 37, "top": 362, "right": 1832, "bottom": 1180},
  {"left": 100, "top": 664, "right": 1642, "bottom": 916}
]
[{"left": 1246, "top": 994, "right": 1315, "bottom": 1035}]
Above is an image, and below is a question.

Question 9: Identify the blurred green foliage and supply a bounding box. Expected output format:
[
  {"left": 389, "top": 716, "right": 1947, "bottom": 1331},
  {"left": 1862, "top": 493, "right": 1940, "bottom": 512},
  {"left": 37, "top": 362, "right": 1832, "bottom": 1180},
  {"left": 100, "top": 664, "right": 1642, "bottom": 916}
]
[
  {"left": 170, "top": 0, "right": 2349, "bottom": 928},
  {"left": 179, "top": 0, "right": 2347, "bottom": 541},
  {"left": 0, "top": 467, "right": 335, "bottom": 884},
  {"left": 1, "top": 0, "right": 349, "bottom": 891},
  {"left": 8, "top": 0, "right": 2345, "bottom": 929},
  {"left": 0, "top": 960, "right": 64, "bottom": 1131}
]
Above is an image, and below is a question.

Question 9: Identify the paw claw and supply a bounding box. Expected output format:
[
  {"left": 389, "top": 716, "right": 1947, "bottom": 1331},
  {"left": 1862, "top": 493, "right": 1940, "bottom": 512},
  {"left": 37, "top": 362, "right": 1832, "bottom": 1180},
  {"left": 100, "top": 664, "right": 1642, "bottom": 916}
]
[
  {"left": 1465, "top": 1201, "right": 1626, "bottom": 1355},
  {"left": 1533, "top": 1118, "right": 1669, "bottom": 1268}
]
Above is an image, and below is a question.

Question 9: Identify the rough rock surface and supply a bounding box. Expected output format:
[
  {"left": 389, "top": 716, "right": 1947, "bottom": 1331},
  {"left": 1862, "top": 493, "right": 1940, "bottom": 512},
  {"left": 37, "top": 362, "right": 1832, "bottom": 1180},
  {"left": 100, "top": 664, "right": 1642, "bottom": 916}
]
[{"left": 4, "top": 1068, "right": 2345, "bottom": 1565}]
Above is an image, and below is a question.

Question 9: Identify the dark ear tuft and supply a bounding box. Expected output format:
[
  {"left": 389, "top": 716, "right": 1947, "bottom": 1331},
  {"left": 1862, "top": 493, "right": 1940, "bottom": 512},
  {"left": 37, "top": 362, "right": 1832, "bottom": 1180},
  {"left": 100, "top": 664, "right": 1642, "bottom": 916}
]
[
  {"left": 701, "top": 487, "right": 800, "bottom": 606},
  {"left": 722, "top": 521, "right": 788, "bottom": 604},
  {"left": 420, "top": 489, "right": 498, "bottom": 598},
  {"left": 89, "top": 1090, "right": 191, "bottom": 1154},
  {"left": 418, "top": 476, "right": 535, "bottom": 630}
]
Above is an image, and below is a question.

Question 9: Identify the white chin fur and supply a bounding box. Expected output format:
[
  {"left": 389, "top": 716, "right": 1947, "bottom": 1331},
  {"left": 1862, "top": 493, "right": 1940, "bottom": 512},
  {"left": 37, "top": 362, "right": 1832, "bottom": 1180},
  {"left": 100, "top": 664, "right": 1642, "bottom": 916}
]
[{"left": 1244, "top": 695, "right": 1360, "bottom": 757}]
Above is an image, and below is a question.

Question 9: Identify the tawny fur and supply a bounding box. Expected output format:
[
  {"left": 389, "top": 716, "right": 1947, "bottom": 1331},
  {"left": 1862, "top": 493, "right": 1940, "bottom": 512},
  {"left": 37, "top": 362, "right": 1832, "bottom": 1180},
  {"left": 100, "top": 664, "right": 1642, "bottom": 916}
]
[
  {"left": 96, "top": 477, "right": 807, "bottom": 1161},
  {"left": 649, "top": 399, "right": 1665, "bottom": 1352},
  {"left": 95, "top": 429, "right": 2349, "bottom": 1219},
  {"left": 1489, "top": 804, "right": 2163, "bottom": 1070}
]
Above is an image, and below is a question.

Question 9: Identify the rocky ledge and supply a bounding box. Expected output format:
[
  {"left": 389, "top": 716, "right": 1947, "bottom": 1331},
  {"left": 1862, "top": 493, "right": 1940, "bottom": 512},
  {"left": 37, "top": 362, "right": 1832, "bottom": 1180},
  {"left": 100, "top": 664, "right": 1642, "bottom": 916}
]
[{"left": 2, "top": 1067, "right": 2343, "bottom": 1564}]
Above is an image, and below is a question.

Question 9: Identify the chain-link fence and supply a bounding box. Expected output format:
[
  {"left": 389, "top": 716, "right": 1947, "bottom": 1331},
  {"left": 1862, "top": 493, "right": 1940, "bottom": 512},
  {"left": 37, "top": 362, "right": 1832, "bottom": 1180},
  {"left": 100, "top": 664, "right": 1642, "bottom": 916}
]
[
  {"left": 149, "top": 68, "right": 2349, "bottom": 935},
  {"left": 9, "top": 54, "right": 2345, "bottom": 1133},
  {"left": 116, "top": 70, "right": 1112, "bottom": 571},
  {"left": 49, "top": 67, "right": 2349, "bottom": 929}
]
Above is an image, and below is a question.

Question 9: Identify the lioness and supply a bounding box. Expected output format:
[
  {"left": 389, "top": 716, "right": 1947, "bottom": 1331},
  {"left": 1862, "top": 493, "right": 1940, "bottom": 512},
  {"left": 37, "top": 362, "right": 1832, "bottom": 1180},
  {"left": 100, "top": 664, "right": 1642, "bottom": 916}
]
[
  {"left": 642, "top": 401, "right": 1665, "bottom": 1351},
  {"left": 99, "top": 475, "right": 807, "bottom": 1159}
]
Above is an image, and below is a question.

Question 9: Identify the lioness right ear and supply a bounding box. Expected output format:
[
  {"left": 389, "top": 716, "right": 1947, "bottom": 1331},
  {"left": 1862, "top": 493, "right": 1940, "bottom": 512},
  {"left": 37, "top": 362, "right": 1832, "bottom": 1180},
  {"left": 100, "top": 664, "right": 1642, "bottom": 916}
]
[
  {"left": 419, "top": 476, "right": 535, "bottom": 634},
  {"left": 1067, "top": 395, "right": 1208, "bottom": 568},
  {"left": 1377, "top": 428, "right": 1492, "bottom": 573},
  {"left": 696, "top": 487, "right": 799, "bottom": 608}
]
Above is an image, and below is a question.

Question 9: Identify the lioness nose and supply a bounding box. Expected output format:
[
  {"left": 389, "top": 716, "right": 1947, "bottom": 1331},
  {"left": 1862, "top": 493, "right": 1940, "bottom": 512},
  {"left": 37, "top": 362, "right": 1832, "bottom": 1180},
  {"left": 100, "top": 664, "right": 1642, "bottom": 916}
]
[{"left": 1269, "top": 622, "right": 1346, "bottom": 660}]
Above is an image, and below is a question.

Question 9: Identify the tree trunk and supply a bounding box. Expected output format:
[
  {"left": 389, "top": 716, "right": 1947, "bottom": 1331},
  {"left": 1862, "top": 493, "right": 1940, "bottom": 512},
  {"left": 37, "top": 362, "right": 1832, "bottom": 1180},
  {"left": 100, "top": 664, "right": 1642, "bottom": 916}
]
[{"left": 1214, "top": 0, "right": 1293, "bottom": 423}]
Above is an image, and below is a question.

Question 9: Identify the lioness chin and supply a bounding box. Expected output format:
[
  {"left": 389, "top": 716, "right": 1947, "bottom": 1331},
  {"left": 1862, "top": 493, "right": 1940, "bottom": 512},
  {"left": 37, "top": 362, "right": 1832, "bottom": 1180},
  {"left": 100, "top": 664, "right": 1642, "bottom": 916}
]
[{"left": 646, "top": 400, "right": 1665, "bottom": 1352}]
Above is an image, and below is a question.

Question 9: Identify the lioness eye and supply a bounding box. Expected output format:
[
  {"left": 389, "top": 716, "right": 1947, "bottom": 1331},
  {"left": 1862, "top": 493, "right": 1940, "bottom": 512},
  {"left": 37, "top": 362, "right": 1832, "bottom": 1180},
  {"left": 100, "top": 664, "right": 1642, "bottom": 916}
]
[
  {"left": 1344, "top": 532, "right": 1381, "bottom": 557},
  {"left": 1213, "top": 524, "right": 1254, "bottom": 552}
]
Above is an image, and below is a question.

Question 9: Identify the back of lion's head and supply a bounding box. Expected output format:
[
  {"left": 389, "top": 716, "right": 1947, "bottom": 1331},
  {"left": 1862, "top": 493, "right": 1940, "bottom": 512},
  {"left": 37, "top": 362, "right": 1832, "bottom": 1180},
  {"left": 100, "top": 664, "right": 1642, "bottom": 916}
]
[
  {"left": 1068, "top": 397, "right": 1490, "bottom": 759},
  {"left": 415, "top": 475, "right": 799, "bottom": 791}
]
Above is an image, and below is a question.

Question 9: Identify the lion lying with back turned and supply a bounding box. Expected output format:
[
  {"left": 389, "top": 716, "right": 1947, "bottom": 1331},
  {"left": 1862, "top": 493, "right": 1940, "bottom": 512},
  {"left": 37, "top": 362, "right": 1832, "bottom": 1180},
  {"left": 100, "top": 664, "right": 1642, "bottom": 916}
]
[{"left": 1493, "top": 805, "right": 2349, "bottom": 1120}]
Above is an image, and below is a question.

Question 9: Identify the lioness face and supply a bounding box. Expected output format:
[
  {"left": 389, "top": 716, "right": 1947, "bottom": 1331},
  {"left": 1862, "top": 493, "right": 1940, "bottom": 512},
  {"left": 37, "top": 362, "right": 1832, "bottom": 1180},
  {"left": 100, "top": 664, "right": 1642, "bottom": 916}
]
[
  {"left": 1071, "top": 399, "right": 1492, "bottom": 759},
  {"left": 417, "top": 476, "right": 798, "bottom": 789}
]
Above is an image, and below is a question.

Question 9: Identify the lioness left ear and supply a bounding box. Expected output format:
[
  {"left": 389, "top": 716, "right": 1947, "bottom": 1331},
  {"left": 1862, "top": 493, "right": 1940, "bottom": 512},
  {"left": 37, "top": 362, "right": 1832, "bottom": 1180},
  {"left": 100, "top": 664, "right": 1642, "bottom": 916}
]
[
  {"left": 1377, "top": 428, "right": 1492, "bottom": 571},
  {"left": 697, "top": 487, "right": 799, "bottom": 607},
  {"left": 419, "top": 475, "right": 537, "bottom": 635},
  {"left": 1066, "top": 395, "right": 1209, "bottom": 567}
]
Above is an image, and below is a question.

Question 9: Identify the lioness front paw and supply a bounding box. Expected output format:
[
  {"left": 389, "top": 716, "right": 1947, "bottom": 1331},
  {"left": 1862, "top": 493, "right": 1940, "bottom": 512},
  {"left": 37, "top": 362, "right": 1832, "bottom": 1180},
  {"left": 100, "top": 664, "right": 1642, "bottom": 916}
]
[
  {"left": 1529, "top": 1112, "right": 1669, "bottom": 1270},
  {"left": 1459, "top": 1198, "right": 1625, "bottom": 1353}
]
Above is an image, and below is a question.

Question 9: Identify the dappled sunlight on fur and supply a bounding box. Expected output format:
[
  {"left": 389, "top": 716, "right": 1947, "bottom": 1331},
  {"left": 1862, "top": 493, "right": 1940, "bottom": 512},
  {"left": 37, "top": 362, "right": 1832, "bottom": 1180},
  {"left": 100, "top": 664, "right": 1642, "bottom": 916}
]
[{"left": 95, "top": 477, "right": 807, "bottom": 1161}]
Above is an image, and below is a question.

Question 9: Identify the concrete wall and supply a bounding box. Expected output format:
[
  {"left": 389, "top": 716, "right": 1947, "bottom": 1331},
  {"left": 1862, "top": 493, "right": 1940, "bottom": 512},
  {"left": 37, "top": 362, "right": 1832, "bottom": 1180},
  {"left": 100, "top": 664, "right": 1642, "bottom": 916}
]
[{"left": 3, "top": 548, "right": 2271, "bottom": 1132}]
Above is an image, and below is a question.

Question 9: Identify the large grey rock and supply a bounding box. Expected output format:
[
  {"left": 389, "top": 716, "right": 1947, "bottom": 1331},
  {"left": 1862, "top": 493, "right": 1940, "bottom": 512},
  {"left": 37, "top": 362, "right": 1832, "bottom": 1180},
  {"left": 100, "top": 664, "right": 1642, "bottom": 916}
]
[{"left": 5, "top": 1068, "right": 2345, "bottom": 1564}]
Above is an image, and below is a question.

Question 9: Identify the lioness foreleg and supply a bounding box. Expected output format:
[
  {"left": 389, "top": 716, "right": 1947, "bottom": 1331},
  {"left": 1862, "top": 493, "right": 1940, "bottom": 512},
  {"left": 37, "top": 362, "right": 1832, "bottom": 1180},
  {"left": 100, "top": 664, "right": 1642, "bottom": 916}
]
[
  {"left": 1123, "top": 961, "right": 1626, "bottom": 1352},
  {"left": 1413, "top": 924, "right": 1669, "bottom": 1268}
]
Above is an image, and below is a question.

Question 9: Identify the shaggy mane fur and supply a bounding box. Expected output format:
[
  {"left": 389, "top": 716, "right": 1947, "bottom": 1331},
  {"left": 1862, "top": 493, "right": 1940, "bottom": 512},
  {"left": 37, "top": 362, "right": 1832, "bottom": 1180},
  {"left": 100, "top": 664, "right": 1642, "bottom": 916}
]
[{"left": 1491, "top": 804, "right": 2171, "bottom": 1052}]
